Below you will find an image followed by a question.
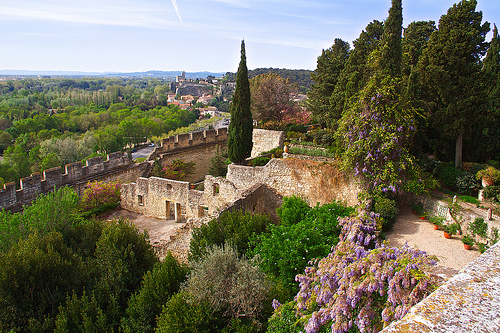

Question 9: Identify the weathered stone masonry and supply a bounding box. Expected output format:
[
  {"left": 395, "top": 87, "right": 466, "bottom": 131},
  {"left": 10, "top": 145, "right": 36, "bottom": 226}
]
[
  {"left": 0, "top": 152, "right": 138, "bottom": 212},
  {"left": 121, "top": 157, "right": 362, "bottom": 221}
]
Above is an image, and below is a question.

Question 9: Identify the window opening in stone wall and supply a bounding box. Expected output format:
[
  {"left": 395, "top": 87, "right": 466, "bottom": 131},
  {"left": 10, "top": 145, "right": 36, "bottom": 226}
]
[
  {"left": 138, "top": 195, "right": 144, "bottom": 206},
  {"left": 213, "top": 183, "right": 220, "bottom": 196}
]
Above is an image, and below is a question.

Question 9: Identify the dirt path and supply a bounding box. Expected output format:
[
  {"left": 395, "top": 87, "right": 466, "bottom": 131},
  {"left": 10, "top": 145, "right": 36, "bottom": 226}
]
[
  {"left": 101, "top": 208, "right": 184, "bottom": 246},
  {"left": 386, "top": 208, "right": 480, "bottom": 272}
]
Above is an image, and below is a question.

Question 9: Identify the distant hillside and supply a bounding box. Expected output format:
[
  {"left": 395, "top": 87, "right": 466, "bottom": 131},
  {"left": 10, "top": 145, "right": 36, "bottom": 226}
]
[
  {"left": 0, "top": 70, "right": 225, "bottom": 79},
  {"left": 248, "top": 68, "right": 313, "bottom": 93}
]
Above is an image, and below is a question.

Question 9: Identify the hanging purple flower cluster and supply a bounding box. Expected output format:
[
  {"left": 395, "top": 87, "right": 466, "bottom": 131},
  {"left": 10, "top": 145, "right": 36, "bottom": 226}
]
[
  {"left": 80, "top": 180, "right": 121, "bottom": 211},
  {"left": 294, "top": 212, "right": 437, "bottom": 333},
  {"left": 339, "top": 76, "right": 422, "bottom": 195}
]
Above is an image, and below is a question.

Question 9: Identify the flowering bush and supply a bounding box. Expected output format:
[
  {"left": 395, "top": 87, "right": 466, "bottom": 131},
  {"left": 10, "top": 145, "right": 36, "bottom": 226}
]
[
  {"left": 337, "top": 75, "right": 432, "bottom": 195},
  {"left": 289, "top": 212, "right": 437, "bottom": 333},
  {"left": 79, "top": 180, "right": 121, "bottom": 214},
  {"left": 151, "top": 159, "right": 195, "bottom": 181}
]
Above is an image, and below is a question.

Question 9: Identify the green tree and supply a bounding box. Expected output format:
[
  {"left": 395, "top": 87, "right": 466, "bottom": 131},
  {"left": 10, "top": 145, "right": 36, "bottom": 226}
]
[
  {"left": 189, "top": 209, "right": 271, "bottom": 261},
  {"left": 228, "top": 40, "right": 253, "bottom": 164},
  {"left": 307, "top": 38, "right": 350, "bottom": 127},
  {"left": 418, "top": 0, "right": 490, "bottom": 167},
  {"left": 121, "top": 253, "right": 188, "bottom": 333},
  {"left": 379, "top": 0, "right": 403, "bottom": 77},
  {"left": 250, "top": 73, "right": 300, "bottom": 123},
  {"left": 329, "top": 20, "right": 384, "bottom": 127},
  {"left": 402, "top": 21, "right": 436, "bottom": 76}
]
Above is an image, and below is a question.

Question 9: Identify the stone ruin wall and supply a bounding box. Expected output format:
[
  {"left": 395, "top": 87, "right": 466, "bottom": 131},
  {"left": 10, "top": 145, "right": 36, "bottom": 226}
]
[
  {"left": 121, "top": 156, "right": 362, "bottom": 222},
  {"left": 0, "top": 152, "right": 136, "bottom": 211},
  {"left": 250, "top": 128, "right": 285, "bottom": 158},
  {"left": 226, "top": 158, "right": 361, "bottom": 207}
]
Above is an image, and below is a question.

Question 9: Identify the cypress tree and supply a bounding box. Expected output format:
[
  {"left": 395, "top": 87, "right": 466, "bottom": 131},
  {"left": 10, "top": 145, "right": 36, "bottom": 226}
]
[
  {"left": 379, "top": 0, "right": 403, "bottom": 76},
  {"left": 227, "top": 40, "right": 253, "bottom": 164},
  {"left": 307, "top": 38, "right": 350, "bottom": 128},
  {"left": 418, "top": 0, "right": 490, "bottom": 167}
]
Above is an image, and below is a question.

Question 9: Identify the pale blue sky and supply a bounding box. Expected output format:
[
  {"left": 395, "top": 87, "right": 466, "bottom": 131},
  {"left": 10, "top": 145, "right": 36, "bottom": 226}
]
[{"left": 0, "top": 0, "right": 498, "bottom": 73}]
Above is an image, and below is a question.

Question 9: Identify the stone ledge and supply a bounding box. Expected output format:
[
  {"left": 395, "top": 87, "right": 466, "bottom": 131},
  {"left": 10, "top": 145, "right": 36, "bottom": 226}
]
[{"left": 381, "top": 241, "right": 500, "bottom": 332}]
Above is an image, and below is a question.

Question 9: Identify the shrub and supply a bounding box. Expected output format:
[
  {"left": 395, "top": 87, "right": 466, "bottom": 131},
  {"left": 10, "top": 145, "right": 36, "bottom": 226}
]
[
  {"left": 121, "top": 252, "right": 189, "bottom": 333},
  {"left": 476, "top": 166, "right": 500, "bottom": 182},
  {"left": 373, "top": 195, "right": 398, "bottom": 230},
  {"left": 251, "top": 200, "right": 354, "bottom": 295},
  {"left": 293, "top": 212, "right": 438, "bottom": 333},
  {"left": 435, "top": 162, "right": 462, "bottom": 189},
  {"left": 189, "top": 209, "right": 272, "bottom": 261},
  {"left": 455, "top": 172, "right": 480, "bottom": 195},
  {"left": 469, "top": 217, "right": 488, "bottom": 238},
  {"left": 251, "top": 156, "right": 270, "bottom": 166},
  {"left": 266, "top": 301, "right": 302, "bottom": 333},
  {"left": 151, "top": 159, "right": 196, "bottom": 180},
  {"left": 79, "top": 180, "right": 121, "bottom": 216},
  {"left": 185, "top": 245, "right": 271, "bottom": 326},
  {"left": 482, "top": 185, "right": 500, "bottom": 202},
  {"left": 276, "top": 195, "right": 311, "bottom": 227},
  {"left": 288, "top": 147, "right": 335, "bottom": 158}
]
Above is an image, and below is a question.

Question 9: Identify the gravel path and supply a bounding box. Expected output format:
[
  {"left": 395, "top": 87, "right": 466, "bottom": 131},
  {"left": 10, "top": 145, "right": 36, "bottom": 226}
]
[{"left": 386, "top": 208, "right": 480, "bottom": 272}]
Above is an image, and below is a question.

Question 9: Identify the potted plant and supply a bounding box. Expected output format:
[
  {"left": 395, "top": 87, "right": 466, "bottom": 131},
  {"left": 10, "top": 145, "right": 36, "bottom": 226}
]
[
  {"left": 429, "top": 216, "right": 444, "bottom": 230},
  {"left": 443, "top": 223, "right": 460, "bottom": 239},
  {"left": 283, "top": 142, "right": 290, "bottom": 153},
  {"left": 419, "top": 212, "right": 428, "bottom": 220},
  {"left": 411, "top": 202, "right": 423, "bottom": 215},
  {"left": 476, "top": 166, "right": 500, "bottom": 187},
  {"left": 462, "top": 235, "right": 474, "bottom": 250}
]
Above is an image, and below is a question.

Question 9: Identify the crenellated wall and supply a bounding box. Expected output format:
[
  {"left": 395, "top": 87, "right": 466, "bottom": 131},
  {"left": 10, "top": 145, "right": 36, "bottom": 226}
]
[
  {"left": 0, "top": 152, "right": 133, "bottom": 211},
  {"left": 148, "top": 127, "right": 228, "bottom": 161}
]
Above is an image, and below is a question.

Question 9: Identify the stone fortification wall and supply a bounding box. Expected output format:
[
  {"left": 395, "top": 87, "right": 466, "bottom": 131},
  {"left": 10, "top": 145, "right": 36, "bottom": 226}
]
[
  {"left": 148, "top": 128, "right": 228, "bottom": 161},
  {"left": 0, "top": 152, "right": 133, "bottom": 211},
  {"left": 250, "top": 129, "right": 285, "bottom": 158},
  {"left": 226, "top": 158, "right": 361, "bottom": 207},
  {"left": 381, "top": 241, "right": 500, "bottom": 332},
  {"left": 176, "top": 83, "right": 213, "bottom": 96}
]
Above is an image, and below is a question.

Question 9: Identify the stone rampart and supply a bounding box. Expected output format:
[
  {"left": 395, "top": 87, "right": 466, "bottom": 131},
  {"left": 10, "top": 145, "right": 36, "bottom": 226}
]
[
  {"left": 381, "top": 241, "right": 500, "bottom": 332},
  {"left": 148, "top": 128, "right": 228, "bottom": 161},
  {"left": 250, "top": 129, "right": 285, "bottom": 158},
  {"left": 0, "top": 152, "right": 133, "bottom": 211}
]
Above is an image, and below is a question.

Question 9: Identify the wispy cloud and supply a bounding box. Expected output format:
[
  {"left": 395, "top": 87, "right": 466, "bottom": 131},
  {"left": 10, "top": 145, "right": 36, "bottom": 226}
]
[
  {"left": 0, "top": 1, "right": 180, "bottom": 29},
  {"left": 171, "top": 0, "right": 182, "bottom": 23}
]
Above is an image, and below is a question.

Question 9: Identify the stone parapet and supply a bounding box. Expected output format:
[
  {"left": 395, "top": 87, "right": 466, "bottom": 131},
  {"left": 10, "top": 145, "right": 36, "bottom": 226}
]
[
  {"left": 0, "top": 152, "right": 131, "bottom": 210},
  {"left": 381, "top": 241, "right": 500, "bottom": 332}
]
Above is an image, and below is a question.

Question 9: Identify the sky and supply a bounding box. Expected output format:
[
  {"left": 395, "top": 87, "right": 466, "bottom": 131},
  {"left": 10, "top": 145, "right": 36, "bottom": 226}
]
[{"left": 0, "top": 0, "right": 498, "bottom": 73}]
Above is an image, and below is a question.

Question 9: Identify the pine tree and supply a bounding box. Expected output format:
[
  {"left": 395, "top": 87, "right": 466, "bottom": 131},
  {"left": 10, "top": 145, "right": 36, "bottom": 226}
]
[
  {"left": 418, "top": 0, "right": 490, "bottom": 167},
  {"left": 227, "top": 40, "right": 253, "bottom": 164},
  {"left": 379, "top": 0, "right": 403, "bottom": 76},
  {"left": 307, "top": 38, "right": 350, "bottom": 127}
]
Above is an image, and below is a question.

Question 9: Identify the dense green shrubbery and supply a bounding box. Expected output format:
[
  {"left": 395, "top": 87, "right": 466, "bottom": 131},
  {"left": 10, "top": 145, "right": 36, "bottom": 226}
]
[
  {"left": 435, "top": 162, "right": 480, "bottom": 195},
  {"left": 158, "top": 245, "right": 271, "bottom": 332},
  {"left": 373, "top": 195, "right": 398, "bottom": 230},
  {"left": 251, "top": 156, "right": 271, "bottom": 166},
  {"left": 483, "top": 185, "right": 500, "bottom": 202},
  {"left": 189, "top": 209, "right": 272, "bottom": 261},
  {"left": 121, "top": 252, "right": 189, "bottom": 333},
  {"left": 250, "top": 198, "right": 354, "bottom": 296}
]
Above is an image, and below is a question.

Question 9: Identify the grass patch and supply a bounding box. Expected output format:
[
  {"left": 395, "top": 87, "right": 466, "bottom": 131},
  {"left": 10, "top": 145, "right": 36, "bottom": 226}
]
[
  {"left": 459, "top": 195, "right": 480, "bottom": 206},
  {"left": 288, "top": 147, "right": 336, "bottom": 158}
]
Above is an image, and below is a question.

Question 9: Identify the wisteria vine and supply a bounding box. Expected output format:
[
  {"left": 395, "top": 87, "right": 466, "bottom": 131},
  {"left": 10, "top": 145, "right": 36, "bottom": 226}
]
[{"left": 290, "top": 211, "right": 437, "bottom": 333}]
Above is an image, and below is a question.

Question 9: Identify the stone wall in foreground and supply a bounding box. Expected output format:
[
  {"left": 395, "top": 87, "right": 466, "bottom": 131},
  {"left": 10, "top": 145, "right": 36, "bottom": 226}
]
[{"left": 381, "top": 241, "right": 500, "bottom": 332}]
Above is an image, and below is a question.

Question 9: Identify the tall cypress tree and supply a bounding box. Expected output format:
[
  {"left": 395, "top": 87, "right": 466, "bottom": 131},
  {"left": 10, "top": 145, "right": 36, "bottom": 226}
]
[
  {"left": 484, "top": 24, "right": 500, "bottom": 106},
  {"left": 418, "top": 0, "right": 490, "bottom": 167},
  {"left": 228, "top": 40, "right": 253, "bottom": 164},
  {"left": 307, "top": 38, "right": 350, "bottom": 127},
  {"left": 379, "top": 0, "right": 403, "bottom": 77}
]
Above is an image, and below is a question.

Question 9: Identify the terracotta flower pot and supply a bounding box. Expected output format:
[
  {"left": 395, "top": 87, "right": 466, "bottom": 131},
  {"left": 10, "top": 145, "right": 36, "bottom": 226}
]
[
  {"left": 284, "top": 145, "right": 289, "bottom": 153},
  {"left": 464, "top": 244, "right": 472, "bottom": 250},
  {"left": 420, "top": 216, "right": 426, "bottom": 220},
  {"left": 433, "top": 224, "right": 439, "bottom": 230},
  {"left": 482, "top": 177, "right": 494, "bottom": 187},
  {"left": 443, "top": 232, "right": 452, "bottom": 239}
]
